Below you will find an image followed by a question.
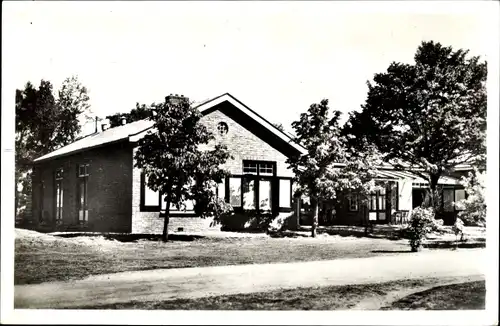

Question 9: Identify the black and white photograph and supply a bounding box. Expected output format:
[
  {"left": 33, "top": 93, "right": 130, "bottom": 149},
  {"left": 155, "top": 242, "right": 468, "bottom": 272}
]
[{"left": 1, "top": 1, "right": 498, "bottom": 325}]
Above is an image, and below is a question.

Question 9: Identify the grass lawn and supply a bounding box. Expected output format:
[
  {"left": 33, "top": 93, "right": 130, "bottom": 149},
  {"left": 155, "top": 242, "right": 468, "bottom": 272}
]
[
  {"left": 15, "top": 228, "right": 413, "bottom": 285},
  {"left": 77, "top": 278, "right": 484, "bottom": 310},
  {"left": 383, "top": 280, "right": 486, "bottom": 310}
]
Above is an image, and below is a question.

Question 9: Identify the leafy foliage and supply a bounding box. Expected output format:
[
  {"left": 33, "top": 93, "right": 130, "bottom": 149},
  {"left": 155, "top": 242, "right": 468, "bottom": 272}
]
[
  {"left": 343, "top": 41, "right": 487, "bottom": 190},
  {"left": 407, "top": 207, "right": 436, "bottom": 251},
  {"left": 106, "top": 103, "right": 152, "bottom": 128},
  {"left": 56, "top": 76, "right": 93, "bottom": 143},
  {"left": 456, "top": 169, "right": 486, "bottom": 227},
  {"left": 15, "top": 77, "right": 91, "bottom": 218},
  {"left": 134, "top": 96, "right": 231, "bottom": 241},
  {"left": 287, "top": 99, "right": 382, "bottom": 237}
]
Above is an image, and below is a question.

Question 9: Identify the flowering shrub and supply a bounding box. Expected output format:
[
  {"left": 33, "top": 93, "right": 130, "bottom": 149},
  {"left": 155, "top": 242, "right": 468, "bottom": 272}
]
[
  {"left": 456, "top": 170, "right": 486, "bottom": 227},
  {"left": 407, "top": 207, "right": 436, "bottom": 251},
  {"left": 431, "top": 218, "right": 446, "bottom": 234}
]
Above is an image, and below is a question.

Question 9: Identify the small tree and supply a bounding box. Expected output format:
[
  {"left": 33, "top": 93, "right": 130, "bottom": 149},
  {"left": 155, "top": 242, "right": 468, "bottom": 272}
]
[
  {"left": 287, "top": 100, "right": 381, "bottom": 237},
  {"left": 287, "top": 100, "right": 344, "bottom": 237},
  {"left": 134, "top": 96, "right": 231, "bottom": 242}
]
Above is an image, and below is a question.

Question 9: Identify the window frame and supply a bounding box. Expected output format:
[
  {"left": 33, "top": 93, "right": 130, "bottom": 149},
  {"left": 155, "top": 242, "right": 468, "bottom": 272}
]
[
  {"left": 216, "top": 121, "right": 229, "bottom": 136},
  {"left": 368, "top": 181, "right": 399, "bottom": 222},
  {"left": 140, "top": 173, "right": 161, "bottom": 212},
  {"left": 140, "top": 172, "right": 199, "bottom": 217},
  {"left": 454, "top": 188, "right": 467, "bottom": 211},
  {"left": 348, "top": 194, "right": 359, "bottom": 212},
  {"left": 77, "top": 164, "right": 89, "bottom": 225},
  {"left": 278, "top": 177, "right": 293, "bottom": 212},
  {"left": 242, "top": 160, "right": 276, "bottom": 177},
  {"left": 54, "top": 168, "right": 64, "bottom": 224}
]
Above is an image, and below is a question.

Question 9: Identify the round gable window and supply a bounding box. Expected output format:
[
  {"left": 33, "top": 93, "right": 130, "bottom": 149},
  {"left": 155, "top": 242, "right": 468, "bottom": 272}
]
[{"left": 217, "top": 122, "right": 229, "bottom": 136}]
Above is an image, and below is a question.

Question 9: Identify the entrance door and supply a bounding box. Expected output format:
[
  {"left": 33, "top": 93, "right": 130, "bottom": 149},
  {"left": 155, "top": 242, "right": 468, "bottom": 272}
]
[{"left": 368, "top": 187, "right": 387, "bottom": 223}]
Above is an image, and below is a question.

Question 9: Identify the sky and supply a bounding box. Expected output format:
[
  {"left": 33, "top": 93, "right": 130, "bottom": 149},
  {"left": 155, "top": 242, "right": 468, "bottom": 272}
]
[{"left": 2, "top": 1, "right": 496, "bottom": 136}]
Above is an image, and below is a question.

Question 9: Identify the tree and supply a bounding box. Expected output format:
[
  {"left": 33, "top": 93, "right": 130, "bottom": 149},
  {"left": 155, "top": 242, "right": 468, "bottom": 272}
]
[
  {"left": 57, "top": 76, "right": 93, "bottom": 141},
  {"left": 287, "top": 99, "right": 381, "bottom": 237},
  {"left": 15, "top": 77, "right": 92, "bottom": 219},
  {"left": 106, "top": 103, "right": 152, "bottom": 128},
  {"left": 134, "top": 96, "right": 232, "bottom": 242},
  {"left": 273, "top": 122, "right": 285, "bottom": 132},
  {"left": 343, "top": 41, "right": 487, "bottom": 200}
]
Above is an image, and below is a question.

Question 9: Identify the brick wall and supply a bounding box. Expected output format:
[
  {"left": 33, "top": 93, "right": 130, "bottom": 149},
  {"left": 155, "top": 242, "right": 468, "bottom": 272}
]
[
  {"left": 32, "top": 142, "right": 134, "bottom": 233},
  {"left": 201, "top": 110, "right": 294, "bottom": 177},
  {"left": 131, "top": 108, "right": 296, "bottom": 234}
]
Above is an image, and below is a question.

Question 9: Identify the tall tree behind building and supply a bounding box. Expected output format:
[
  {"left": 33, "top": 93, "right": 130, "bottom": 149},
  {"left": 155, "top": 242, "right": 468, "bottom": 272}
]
[
  {"left": 343, "top": 41, "right": 487, "bottom": 199},
  {"left": 15, "top": 76, "right": 92, "bottom": 221}
]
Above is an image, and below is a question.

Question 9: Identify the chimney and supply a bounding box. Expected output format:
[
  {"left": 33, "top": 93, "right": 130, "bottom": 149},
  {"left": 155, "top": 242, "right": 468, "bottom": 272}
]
[
  {"left": 165, "top": 93, "right": 189, "bottom": 106},
  {"left": 121, "top": 118, "right": 127, "bottom": 125}
]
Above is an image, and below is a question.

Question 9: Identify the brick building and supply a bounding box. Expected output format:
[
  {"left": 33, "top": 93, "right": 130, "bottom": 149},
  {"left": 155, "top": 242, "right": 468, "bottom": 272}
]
[{"left": 31, "top": 93, "right": 305, "bottom": 233}]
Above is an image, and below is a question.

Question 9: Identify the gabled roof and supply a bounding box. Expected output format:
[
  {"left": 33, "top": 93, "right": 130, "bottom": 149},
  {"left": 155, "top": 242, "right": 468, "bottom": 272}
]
[
  {"left": 129, "top": 93, "right": 307, "bottom": 154},
  {"left": 34, "top": 119, "right": 154, "bottom": 162},
  {"left": 34, "top": 93, "right": 306, "bottom": 163}
]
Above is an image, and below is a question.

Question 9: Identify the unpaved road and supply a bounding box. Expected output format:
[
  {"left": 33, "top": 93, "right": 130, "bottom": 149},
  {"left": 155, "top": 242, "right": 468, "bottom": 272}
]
[{"left": 15, "top": 249, "right": 485, "bottom": 309}]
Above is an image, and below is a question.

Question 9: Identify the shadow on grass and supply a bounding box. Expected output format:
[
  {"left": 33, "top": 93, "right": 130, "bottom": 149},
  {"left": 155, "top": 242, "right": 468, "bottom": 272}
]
[
  {"left": 381, "top": 280, "right": 485, "bottom": 310},
  {"left": 54, "top": 233, "right": 205, "bottom": 243},
  {"left": 371, "top": 250, "right": 412, "bottom": 253},
  {"left": 424, "top": 241, "right": 485, "bottom": 249}
]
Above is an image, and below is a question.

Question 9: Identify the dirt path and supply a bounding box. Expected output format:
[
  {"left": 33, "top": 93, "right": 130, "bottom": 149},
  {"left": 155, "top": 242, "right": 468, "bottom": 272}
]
[{"left": 15, "top": 248, "right": 485, "bottom": 309}]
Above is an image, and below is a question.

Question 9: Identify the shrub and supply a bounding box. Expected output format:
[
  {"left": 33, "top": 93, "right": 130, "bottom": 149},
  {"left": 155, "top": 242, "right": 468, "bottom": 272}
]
[
  {"left": 456, "top": 170, "right": 486, "bottom": 227},
  {"left": 406, "top": 207, "right": 436, "bottom": 252},
  {"left": 452, "top": 217, "right": 465, "bottom": 242}
]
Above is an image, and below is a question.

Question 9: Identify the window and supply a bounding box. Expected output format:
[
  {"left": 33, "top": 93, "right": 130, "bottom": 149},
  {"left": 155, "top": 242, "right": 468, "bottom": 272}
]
[
  {"left": 390, "top": 182, "right": 398, "bottom": 212},
  {"left": 348, "top": 195, "right": 358, "bottom": 211},
  {"left": 144, "top": 175, "right": 160, "bottom": 206},
  {"left": 443, "top": 188, "right": 454, "bottom": 212},
  {"left": 229, "top": 177, "right": 242, "bottom": 206},
  {"left": 217, "top": 179, "right": 226, "bottom": 200},
  {"left": 217, "top": 122, "right": 229, "bottom": 136},
  {"left": 242, "top": 179, "right": 256, "bottom": 209},
  {"left": 78, "top": 164, "right": 89, "bottom": 177},
  {"left": 243, "top": 161, "right": 275, "bottom": 176},
  {"left": 279, "top": 179, "right": 291, "bottom": 208},
  {"left": 77, "top": 164, "right": 89, "bottom": 224},
  {"left": 227, "top": 161, "right": 284, "bottom": 214},
  {"left": 455, "top": 189, "right": 466, "bottom": 210},
  {"left": 259, "top": 180, "right": 272, "bottom": 212},
  {"left": 55, "top": 168, "right": 63, "bottom": 224},
  {"left": 259, "top": 163, "right": 274, "bottom": 176},
  {"left": 243, "top": 162, "right": 258, "bottom": 175},
  {"left": 368, "top": 182, "right": 395, "bottom": 222}
]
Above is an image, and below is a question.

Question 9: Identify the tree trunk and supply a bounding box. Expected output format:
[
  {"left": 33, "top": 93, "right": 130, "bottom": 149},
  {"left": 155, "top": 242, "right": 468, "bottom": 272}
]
[
  {"left": 427, "top": 173, "right": 442, "bottom": 214},
  {"left": 311, "top": 198, "right": 319, "bottom": 238},
  {"left": 428, "top": 173, "right": 440, "bottom": 206},
  {"left": 162, "top": 195, "right": 171, "bottom": 242},
  {"left": 364, "top": 204, "right": 369, "bottom": 236}
]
